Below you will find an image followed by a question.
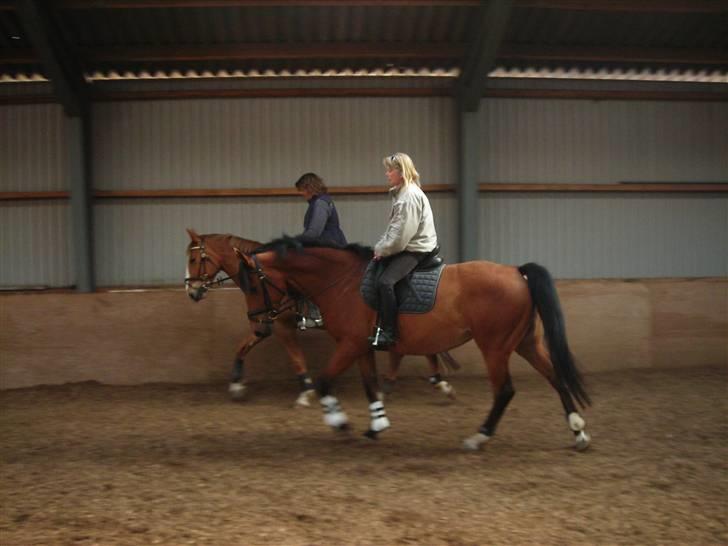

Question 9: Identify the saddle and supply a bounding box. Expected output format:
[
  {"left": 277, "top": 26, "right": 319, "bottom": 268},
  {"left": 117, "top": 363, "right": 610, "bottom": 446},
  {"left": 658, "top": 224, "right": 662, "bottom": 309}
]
[{"left": 360, "top": 248, "right": 445, "bottom": 314}]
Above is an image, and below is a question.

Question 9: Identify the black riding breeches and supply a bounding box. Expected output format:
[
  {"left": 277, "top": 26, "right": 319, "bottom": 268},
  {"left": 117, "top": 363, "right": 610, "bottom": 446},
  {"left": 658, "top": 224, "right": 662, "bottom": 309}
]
[{"left": 376, "top": 251, "right": 427, "bottom": 336}]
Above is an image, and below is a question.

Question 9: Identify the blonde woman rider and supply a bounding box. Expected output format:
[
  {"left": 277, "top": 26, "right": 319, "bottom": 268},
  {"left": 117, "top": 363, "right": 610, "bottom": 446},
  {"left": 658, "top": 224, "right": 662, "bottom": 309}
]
[{"left": 370, "top": 153, "right": 438, "bottom": 349}]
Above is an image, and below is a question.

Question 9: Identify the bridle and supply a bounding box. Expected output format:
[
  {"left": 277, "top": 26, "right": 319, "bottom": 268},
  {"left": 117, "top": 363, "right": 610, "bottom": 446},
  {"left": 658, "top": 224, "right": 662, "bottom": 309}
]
[{"left": 184, "top": 241, "right": 232, "bottom": 293}]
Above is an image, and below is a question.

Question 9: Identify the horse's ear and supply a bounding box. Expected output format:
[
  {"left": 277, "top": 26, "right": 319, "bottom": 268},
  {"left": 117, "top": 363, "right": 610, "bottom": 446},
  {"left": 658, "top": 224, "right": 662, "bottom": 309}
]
[{"left": 186, "top": 228, "right": 201, "bottom": 243}]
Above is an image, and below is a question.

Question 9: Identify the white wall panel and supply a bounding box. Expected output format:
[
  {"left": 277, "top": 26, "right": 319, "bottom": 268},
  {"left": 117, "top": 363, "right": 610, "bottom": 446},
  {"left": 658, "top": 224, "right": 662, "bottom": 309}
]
[
  {"left": 479, "top": 193, "right": 728, "bottom": 279},
  {"left": 0, "top": 104, "right": 68, "bottom": 192},
  {"left": 480, "top": 99, "right": 728, "bottom": 184},
  {"left": 92, "top": 97, "right": 456, "bottom": 190},
  {"left": 0, "top": 201, "right": 72, "bottom": 287}
]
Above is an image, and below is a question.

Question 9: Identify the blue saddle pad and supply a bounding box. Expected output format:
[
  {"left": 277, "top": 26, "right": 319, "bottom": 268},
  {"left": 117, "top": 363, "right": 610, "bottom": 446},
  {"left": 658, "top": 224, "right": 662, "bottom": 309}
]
[{"left": 360, "top": 260, "right": 446, "bottom": 314}]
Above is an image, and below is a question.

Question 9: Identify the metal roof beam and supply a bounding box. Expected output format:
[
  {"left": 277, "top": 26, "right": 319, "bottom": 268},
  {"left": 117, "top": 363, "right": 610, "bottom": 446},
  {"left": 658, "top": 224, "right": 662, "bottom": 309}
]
[
  {"left": 8, "top": 44, "right": 726, "bottom": 67},
  {"left": 81, "top": 43, "right": 467, "bottom": 62},
  {"left": 52, "top": 0, "right": 481, "bottom": 8},
  {"left": 514, "top": 1, "right": 728, "bottom": 13},
  {"left": 13, "top": 0, "right": 87, "bottom": 115},
  {"left": 3, "top": 0, "right": 727, "bottom": 11},
  {"left": 457, "top": 0, "right": 514, "bottom": 112},
  {"left": 499, "top": 45, "right": 728, "bottom": 66}
]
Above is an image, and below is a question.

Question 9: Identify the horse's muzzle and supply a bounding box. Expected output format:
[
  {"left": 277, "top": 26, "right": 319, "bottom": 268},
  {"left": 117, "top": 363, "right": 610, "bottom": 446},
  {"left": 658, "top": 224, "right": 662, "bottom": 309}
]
[{"left": 186, "top": 285, "right": 208, "bottom": 302}]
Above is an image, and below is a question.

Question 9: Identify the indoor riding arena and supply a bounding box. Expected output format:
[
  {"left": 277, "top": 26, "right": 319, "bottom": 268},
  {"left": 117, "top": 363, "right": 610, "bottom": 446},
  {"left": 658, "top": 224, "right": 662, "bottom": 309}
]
[{"left": 1, "top": 2, "right": 726, "bottom": 545}]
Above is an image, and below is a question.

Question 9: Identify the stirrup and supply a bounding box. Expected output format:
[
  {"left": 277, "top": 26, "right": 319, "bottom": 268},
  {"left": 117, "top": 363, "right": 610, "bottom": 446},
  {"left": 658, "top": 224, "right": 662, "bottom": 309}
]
[
  {"left": 368, "top": 327, "right": 396, "bottom": 349},
  {"left": 297, "top": 317, "right": 324, "bottom": 330}
]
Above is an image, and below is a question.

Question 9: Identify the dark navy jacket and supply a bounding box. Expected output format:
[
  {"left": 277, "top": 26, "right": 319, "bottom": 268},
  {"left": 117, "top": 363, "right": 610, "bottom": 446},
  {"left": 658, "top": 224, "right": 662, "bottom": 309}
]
[{"left": 302, "top": 193, "right": 347, "bottom": 246}]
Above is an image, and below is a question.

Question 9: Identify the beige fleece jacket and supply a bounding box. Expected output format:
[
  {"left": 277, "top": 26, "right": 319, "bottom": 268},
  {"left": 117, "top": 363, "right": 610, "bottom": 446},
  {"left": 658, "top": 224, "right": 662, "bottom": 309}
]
[{"left": 374, "top": 182, "right": 438, "bottom": 257}]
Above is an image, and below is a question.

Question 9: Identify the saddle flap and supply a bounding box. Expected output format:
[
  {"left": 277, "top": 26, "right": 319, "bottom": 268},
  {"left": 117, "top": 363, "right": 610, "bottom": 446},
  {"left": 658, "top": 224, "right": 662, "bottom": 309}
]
[{"left": 360, "top": 260, "right": 446, "bottom": 314}]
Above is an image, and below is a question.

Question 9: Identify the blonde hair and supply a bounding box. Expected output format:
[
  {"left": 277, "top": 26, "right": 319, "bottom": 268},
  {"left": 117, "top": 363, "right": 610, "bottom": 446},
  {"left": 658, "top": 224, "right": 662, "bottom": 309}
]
[{"left": 383, "top": 152, "right": 420, "bottom": 187}]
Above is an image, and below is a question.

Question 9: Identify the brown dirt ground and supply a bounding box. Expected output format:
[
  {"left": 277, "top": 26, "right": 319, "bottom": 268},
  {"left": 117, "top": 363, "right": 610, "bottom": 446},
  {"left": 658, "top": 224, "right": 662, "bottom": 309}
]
[{"left": 1, "top": 366, "right": 726, "bottom": 546}]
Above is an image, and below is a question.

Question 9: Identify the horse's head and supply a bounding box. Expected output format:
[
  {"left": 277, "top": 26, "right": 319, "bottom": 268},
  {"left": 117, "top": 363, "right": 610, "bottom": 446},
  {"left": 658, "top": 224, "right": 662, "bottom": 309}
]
[{"left": 185, "top": 228, "right": 227, "bottom": 302}]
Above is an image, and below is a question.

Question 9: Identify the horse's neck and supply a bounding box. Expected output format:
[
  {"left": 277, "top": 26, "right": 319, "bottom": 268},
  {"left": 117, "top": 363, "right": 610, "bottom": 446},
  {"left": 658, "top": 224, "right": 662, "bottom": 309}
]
[
  {"left": 228, "top": 235, "right": 261, "bottom": 254},
  {"left": 209, "top": 236, "right": 243, "bottom": 281},
  {"left": 269, "top": 249, "right": 365, "bottom": 295}
]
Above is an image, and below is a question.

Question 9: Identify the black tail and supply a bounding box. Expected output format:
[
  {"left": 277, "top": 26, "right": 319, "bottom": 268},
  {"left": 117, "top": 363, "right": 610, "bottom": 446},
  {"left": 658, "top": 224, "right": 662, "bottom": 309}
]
[{"left": 518, "top": 263, "right": 591, "bottom": 408}]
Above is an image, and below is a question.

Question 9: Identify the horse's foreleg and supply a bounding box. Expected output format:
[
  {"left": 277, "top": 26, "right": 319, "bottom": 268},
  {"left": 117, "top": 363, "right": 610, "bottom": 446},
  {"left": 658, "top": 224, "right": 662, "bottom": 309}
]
[
  {"left": 359, "top": 351, "right": 390, "bottom": 439},
  {"left": 229, "top": 326, "right": 270, "bottom": 400},
  {"left": 426, "top": 354, "right": 456, "bottom": 399},
  {"left": 464, "top": 349, "right": 514, "bottom": 451},
  {"left": 274, "top": 317, "right": 315, "bottom": 408},
  {"left": 315, "top": 342, "right": 367, "bottom": 432},
  {"left": 516, "top": 334, "right": 590, "bottom": 451}
]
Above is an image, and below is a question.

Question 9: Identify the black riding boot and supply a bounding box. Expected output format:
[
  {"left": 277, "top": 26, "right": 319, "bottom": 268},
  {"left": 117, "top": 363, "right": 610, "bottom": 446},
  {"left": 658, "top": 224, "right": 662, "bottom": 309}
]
[{"left": 370, "top": 284, "right": 398, "bottom": 349}]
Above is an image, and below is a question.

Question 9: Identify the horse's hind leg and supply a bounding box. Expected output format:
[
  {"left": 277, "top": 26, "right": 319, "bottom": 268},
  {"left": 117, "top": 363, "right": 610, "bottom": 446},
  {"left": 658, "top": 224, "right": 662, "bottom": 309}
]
[
  {"left": 382, "top": 352, "right": 402, "bottom": 395},
  {"left": 463, "top": 349, "right": 514, "bottom": 451},
  {"left": 426, "top": 354, "right": 456, "bottom": 399},
  {"left": 516, "top": 331, "right": 590, "bottom": 451}
]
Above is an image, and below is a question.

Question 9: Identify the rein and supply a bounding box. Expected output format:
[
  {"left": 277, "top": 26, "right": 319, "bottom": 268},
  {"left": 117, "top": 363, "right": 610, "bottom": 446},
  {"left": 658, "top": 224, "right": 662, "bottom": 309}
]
[{"left": 242, "top": 253, "right": 364, "bottom": 324}]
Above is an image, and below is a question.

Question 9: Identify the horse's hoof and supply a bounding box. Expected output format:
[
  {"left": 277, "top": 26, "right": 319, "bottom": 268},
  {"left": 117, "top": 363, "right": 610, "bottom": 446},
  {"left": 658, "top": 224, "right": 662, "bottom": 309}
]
[
  {"left": 228, "top": 382, "right": 247, "bottom": 401},
  {"left": 436, "top": 381, "right": 456, "bottom": 400},
  {"left": 363, "top": 429, "right": 379, "bottom": 440},
  {"left": 336, "top": 423, "right": 351, "bottom": 433},
  {"left": 295, "top": 389, "right": 315, "bottom": 408},
  {"left": 463, "top": 432, "right": 490, "bottom": 451},
  {"left": 574, "top": 431, "right": 591, "bottom": 451}
]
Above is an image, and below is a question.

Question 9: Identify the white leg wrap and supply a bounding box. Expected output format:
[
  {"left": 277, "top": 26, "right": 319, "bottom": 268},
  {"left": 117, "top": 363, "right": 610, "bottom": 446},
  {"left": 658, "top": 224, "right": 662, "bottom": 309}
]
[
  {"left": 463, "top": 432, "right": 490, "bottom": 451},
  {"left": 368, "top": 401, "right": 390, "bottom": 432},
  {"left": 321, "top": 395, "right": 348, "bottom": 428},
  {"left": 568, "top": 412, "right": 585, "bottom": 432},
  {"left": 228, "top": 382, "right": 246, "bottom": 400}
]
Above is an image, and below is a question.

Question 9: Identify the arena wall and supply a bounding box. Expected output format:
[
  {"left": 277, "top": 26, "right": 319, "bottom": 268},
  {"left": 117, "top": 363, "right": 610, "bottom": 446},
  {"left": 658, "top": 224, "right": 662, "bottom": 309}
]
[{"left": 1, "top": 278, "right": 725, "bottom": 390}]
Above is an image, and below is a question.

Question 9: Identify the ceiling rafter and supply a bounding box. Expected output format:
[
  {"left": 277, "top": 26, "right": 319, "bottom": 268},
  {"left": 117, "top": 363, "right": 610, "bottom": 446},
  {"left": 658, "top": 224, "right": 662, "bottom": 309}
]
[
  {"left": 13, "top": 0, "right": 88, "bottom": 115},
  {"left": 457, "top": 0, "right": 515, "bottom": 112}
]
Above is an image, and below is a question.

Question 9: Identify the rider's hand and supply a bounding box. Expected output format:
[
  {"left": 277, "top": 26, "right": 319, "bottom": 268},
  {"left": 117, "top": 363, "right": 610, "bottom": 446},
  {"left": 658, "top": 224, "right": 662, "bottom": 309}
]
[{"left": 373, "top": 254, "right": 382, "bottom": 262}]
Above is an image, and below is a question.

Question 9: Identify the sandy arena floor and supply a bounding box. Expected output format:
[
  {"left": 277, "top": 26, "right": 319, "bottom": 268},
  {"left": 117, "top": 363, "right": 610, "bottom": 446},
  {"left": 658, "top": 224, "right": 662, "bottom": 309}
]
[{"left": 1, "top": 365, "right": 726, "bottom": 545}]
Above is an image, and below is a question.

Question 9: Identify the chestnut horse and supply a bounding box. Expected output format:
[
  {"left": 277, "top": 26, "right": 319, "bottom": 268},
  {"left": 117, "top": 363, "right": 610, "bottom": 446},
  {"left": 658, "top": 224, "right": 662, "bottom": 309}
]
[
  {"left": 235, "top": 236, "right": 591, "bottom": 451},
  {"left": 184, "top": 230, "right": 456, "bottom": 406}
]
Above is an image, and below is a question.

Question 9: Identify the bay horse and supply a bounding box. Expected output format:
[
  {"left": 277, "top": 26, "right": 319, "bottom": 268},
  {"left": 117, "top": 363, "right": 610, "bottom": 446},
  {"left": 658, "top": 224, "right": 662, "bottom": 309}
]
[
  {"left": 184, "top": 230, "right": 456, "bottom": 406},
  {"left": 235, "top": 236, "right": 592, "bottom": 451}
]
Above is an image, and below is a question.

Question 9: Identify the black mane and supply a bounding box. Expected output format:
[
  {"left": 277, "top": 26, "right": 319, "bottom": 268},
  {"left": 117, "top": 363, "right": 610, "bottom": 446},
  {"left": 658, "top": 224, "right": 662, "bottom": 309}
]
[{"left": 253, "top": 235, "right": 374, "bottom": 261}]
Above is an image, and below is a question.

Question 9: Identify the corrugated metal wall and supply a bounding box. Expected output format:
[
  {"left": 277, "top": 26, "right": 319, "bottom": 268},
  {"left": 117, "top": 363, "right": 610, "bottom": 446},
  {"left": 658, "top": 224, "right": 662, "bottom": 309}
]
[
  {"left": 2, "top": 93, "right": 726, "bottom": 287},
  {"left": 0, "top": 201, "right": 73, "bottom": 287},
  {"left": 0, "top": 103, "right": 69, "bottom": 191},
  {"left": 92, "top": 97, "right": 457, "bottom": 188},
  {"left": 94, "top": 193, "right": 457, "bottom": 286},
  {"left": 0, "top": 103, "right": 73, "bottom": 288},
  {"left": 480, "top": 99, "right": 728, "bottom": 183},
  {"left": 479, "top": 193, "right": 727, "bottom": 279}
]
